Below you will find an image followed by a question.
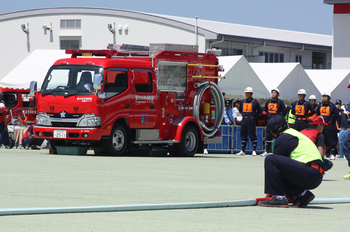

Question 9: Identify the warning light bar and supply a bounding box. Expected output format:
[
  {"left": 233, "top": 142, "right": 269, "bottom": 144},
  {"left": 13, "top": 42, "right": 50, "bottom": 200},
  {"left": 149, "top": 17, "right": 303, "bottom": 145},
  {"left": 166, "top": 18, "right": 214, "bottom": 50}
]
[{"left": 66, "top": 49, "right": 119, "bottom": 58}]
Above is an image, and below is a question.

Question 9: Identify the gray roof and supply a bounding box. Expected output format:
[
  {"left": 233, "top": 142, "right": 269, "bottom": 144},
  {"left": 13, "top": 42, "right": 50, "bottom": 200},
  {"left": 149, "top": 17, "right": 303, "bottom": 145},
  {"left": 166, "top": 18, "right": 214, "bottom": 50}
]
[{"left": 324, "top": 0, "right": 350, "bottom": 4}]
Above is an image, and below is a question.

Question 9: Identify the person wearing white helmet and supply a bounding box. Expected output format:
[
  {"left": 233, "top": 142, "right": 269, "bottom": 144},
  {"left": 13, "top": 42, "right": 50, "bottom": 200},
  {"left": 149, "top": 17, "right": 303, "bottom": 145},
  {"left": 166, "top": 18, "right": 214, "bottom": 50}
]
[
  {"left": 308, "top": 95, "right": 319, "bottom": 120},
  {"left": 316, "top": 92, "right": 339, "bottom": 160},
  {"left": 261, "top": 88, "right": 286, "bottom": 157},
  {"left": 236, "top": 87, "right": 262, "bottom": 156},
  {"left": 291, "top": 89, "right": 315, "bottom": 131}
]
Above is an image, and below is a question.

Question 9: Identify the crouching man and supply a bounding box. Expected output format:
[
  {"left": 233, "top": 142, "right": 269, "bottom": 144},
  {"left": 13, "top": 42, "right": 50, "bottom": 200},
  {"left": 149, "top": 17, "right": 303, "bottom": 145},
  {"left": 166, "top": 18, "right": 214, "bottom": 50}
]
[{"left": 258, "top": 114, "right": 324, "bottom": 208}]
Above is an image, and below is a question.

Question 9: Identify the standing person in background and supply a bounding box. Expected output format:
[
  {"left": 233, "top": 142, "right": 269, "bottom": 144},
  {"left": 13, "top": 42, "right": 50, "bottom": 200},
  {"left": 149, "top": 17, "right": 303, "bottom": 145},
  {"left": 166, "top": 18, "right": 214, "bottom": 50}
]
[
  {"left": 308, "top": 95, "right": 319, "bottom": 120},
  {"left": 336, "top": 99, "right": 349, "bottom": 159},
  {"left": 291, "top": 89, "right": 314, "bottom": 131},
  {"left": 223, "top": 99, "right": 236, "bottom": 125},
  {"left": 236, "top": 87, "right": 262, "bottom": 156},
  {"left": 0, "top": 103, "right": 10, "bottom": 149},
  {"left": 233, "top": 99, "right": 242, "bottom": 125},
  {"left": 261, "top": 88, "right": 285, "bottom": 157},
  {"left": 316, "top": 92, "right": 339, "bottom": 160}
]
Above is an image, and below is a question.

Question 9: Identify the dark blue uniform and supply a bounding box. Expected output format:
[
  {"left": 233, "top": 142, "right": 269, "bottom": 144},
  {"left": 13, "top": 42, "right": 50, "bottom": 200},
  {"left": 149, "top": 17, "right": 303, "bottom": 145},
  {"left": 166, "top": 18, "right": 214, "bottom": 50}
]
[
  {"left": 291, "top": 100, "right": 315, "bottom": 131},
  {"left": 264, "top": 98, "right": 286, "bottom": 153},
  {"left": 338, "top": 113, "right": 349, "bottom": 129},
  {"left": 343, "top": 129, "right": 350, "bottom": 167},
  {"left": 316, "top": 102, "right": 339, "bottom": 157},
  {"left": 338, "top": 112, "right": 349, "bottom": 158},
  {"left": 265, "top": 133, "right": 323, "bottom": 202},
  {"left": 239, "top": 98, "right": 262, "bottom": 152},
  {"left": 0, "top": 109, "right": 9, "bottom": 146}
]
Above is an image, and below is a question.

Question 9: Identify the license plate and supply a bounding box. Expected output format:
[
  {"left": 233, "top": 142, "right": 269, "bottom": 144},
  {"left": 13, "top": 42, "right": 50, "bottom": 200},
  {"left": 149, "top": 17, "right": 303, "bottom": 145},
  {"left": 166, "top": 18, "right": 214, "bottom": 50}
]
[{"left": 54, "top": 130, "right": 67, "bottom": 138}]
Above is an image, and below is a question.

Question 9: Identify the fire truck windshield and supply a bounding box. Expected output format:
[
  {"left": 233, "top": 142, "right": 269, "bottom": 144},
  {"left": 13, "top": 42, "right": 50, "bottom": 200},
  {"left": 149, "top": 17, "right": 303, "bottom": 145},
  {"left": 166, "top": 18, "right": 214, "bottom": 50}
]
[{"left": 41, "top": 65, "right": 104, "bottom": 96}]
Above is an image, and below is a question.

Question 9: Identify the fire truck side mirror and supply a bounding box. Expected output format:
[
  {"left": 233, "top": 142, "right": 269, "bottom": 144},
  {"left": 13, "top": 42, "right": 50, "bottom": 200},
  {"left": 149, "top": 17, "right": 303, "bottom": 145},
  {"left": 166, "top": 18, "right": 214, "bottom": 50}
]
[
  {"left": 29, "top": 81, "right": 37, "bottom": 97},
  {"left": 93, "top": 74, "right": 103, "bottom": 91}
]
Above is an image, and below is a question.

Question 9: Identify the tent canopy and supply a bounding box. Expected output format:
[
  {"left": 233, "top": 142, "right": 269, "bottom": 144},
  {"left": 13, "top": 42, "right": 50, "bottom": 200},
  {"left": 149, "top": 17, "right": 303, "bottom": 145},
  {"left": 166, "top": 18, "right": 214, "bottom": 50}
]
[
  {"left": 218, "top": 56, "right": 270, "bottom": 99},
  {"left": 306, "top": 69, "right": 350, "bottom": 103},
  {"left": 250, "top": 63, "right": 320, "bottom": 101},
  {"left": 0, "top": 50, "right": 70, "bottom": 89}
]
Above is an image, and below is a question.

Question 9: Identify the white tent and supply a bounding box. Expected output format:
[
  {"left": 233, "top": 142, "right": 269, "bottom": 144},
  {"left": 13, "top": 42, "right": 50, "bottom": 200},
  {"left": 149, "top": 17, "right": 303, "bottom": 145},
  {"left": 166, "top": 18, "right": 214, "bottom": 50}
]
[
  {"left": 218, "top": 56, "right": 270, "bottom": 98},
  {"left": 305, "top": 69, "right": 350, "bottom": 103},
  {"left": 0, "top": 49, "right": 70, "bottom": 89},
  {"left": 250, "top": 63, "right": 320, "bottom": 101}
]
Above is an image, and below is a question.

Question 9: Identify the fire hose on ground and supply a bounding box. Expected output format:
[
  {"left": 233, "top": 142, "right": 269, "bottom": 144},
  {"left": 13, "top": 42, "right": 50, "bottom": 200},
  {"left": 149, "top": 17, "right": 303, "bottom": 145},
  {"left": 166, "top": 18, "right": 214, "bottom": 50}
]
[{"left": 0, "top": 197, "right": 349, "bottom": 216}]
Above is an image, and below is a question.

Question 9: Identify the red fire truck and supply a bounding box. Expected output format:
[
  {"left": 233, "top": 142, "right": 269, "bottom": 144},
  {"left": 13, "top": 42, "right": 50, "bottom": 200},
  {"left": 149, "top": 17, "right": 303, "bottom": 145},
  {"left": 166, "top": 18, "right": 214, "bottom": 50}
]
[
  {"left": 30, "top": 43, "right": 224, "bottom": 156},
  {"left": 0, "top": 87, "right": 36, "bottom": 126}
]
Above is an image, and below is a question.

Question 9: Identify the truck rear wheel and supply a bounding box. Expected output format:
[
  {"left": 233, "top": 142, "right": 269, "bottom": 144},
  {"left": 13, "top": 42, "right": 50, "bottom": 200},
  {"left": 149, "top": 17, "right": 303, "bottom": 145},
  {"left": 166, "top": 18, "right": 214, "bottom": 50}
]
[
  {"left": 106, "top": 124, "right": 128, "bottom": 156},
  {"left": 173, "top": 125, "right": 198, "bottom": 157}
]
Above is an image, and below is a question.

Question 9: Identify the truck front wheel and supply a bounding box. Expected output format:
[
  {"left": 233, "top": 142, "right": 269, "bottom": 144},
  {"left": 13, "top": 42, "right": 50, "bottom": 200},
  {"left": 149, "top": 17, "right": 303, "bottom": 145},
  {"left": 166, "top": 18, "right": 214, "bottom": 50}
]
[
  {"left": 106, "top": 124, "right": 128, "bottom": 156},
  {"left": 173, "top": 125, "right": 199, "bottom": 157}
]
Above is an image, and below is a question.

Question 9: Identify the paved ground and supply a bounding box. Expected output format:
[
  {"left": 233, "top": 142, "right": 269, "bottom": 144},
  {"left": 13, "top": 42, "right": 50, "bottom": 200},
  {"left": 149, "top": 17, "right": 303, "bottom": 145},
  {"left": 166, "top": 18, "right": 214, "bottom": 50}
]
[{"left": 0, "top": 148, "right": 349, "bottom": 231}]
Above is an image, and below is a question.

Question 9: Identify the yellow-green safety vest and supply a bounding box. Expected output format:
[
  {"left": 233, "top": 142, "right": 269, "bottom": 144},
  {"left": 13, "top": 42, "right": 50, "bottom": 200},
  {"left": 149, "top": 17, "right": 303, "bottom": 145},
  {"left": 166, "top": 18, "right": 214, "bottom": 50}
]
[
  {"left": 283, "top": 128, "right": 323, "bottom": 164},
  {"left": 285, "top": 108, "right": 295, "bottom": 125}
]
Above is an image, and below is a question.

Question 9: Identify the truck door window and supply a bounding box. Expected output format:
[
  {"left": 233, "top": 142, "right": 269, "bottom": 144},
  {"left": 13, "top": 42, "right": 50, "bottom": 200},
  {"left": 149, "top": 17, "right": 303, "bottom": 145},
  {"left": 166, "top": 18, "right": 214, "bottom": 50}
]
[
  {"left": 22, "top": 94, "right": 35, "bottom": 107},
  {"left": 104, "top": 69, "right": 128, "bottom": 99},
  {"left": 134, "top": 70, "right": 152, "bottom": 93},
  {"left": 3, "top": 93, "right": 18, "bottom": 109}
]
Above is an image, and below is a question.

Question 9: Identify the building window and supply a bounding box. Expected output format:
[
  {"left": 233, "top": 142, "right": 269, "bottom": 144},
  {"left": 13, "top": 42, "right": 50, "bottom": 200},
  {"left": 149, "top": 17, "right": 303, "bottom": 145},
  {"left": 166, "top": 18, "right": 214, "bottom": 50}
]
[
  {"left": 60, "top": 39, "right": 81, "bottom": 49},
  {"left": 218, "top": 48, "right": 243, "bottom": 56},
  {"left": 60, "top": 19, "right": 81, "bottom": 29},
  {"left": 259, "top": 52, "right": 284, "bottom": 63},
  {"left": 295, "top": 55, "right": 302, "bottom": 64}
]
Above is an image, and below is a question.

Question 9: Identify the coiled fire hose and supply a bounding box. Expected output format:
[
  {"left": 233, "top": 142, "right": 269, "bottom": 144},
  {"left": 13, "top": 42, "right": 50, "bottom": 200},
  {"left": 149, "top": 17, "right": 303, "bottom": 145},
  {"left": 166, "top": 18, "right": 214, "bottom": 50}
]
[{"left": 192, "top": 81, "right": 224, "bottom": 137}]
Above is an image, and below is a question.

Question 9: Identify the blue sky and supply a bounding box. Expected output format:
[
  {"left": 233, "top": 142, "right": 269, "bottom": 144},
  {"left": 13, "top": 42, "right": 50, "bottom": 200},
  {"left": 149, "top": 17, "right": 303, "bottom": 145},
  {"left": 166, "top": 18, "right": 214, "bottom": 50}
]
[{"left": 0, "top": 0, "right": 333, "bottom": 35}]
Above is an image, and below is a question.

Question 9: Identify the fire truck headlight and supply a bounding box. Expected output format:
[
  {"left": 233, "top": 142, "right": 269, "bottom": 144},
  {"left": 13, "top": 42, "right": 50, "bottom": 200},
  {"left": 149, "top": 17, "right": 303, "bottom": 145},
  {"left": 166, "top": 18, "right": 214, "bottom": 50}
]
[
  {"left": 36, "top": 114, "right": 51, "bottom": 126},
  {"left": 78, "top": 116, "right": 101, "bottom": 127}
]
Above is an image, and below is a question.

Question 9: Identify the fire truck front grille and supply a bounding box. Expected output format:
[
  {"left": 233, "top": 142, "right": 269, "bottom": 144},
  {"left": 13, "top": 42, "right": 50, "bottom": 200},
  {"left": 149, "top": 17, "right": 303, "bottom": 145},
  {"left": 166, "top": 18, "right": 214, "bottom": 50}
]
[
  {"left": 47, "top": 113, "right": 83, "bottom": 118},
  {"left": 51, "top": 122, "right": 77, "bottom": 127}
]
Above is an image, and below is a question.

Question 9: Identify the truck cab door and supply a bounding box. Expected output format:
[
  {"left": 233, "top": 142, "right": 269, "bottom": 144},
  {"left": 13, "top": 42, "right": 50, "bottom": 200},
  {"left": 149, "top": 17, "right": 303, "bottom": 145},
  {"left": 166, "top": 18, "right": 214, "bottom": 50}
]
[
  {"left": 130, "top": 69, "right": 157, "bottom": 129},
  {"left": 101, "top": 68, "right": 131, "bottom": 128}
]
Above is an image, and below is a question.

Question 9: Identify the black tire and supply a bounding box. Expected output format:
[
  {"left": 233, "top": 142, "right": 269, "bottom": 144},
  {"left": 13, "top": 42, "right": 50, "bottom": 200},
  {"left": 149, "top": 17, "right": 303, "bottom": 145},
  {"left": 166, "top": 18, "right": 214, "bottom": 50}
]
[
  {"left": 105, "top": 124, "right": 128, "bottom": 156},
  {"left": 173, "top": 125, "right": 199, "bottom": 157}
]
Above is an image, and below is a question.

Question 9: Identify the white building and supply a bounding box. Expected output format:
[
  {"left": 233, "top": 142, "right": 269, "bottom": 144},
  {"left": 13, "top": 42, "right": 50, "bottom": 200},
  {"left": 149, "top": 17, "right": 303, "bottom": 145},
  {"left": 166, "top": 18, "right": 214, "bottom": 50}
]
[
  {"left": 0, "top": 7, "right": 333, "bottom": 83},
  {"left": 325, "top": 0, "right": 350, "bottom": 69}
]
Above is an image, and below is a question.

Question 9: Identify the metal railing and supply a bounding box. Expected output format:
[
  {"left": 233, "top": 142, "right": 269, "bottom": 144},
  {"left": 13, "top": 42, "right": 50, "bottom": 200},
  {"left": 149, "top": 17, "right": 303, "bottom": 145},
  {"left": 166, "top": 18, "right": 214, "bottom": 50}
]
[{"left": 206, "top": 125, "right": 266, "bottom": 154}]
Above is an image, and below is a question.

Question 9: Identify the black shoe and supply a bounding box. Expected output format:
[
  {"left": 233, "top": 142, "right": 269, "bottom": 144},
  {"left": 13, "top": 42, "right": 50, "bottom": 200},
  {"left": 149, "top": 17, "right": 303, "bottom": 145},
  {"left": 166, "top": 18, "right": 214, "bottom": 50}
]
[
  {"left": 258, "top": 196, "right": 289, "bottom": 208},
  {"left": 293, "top": 190, "right": 315, "bottom": 208}
]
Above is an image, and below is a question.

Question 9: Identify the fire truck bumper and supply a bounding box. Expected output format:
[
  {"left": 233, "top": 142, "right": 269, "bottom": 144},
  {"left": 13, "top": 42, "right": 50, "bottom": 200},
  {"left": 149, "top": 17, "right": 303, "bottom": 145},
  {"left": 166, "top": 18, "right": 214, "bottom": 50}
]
[{"left": 33, "top": 126, "right": 103, "bottom": 140}]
